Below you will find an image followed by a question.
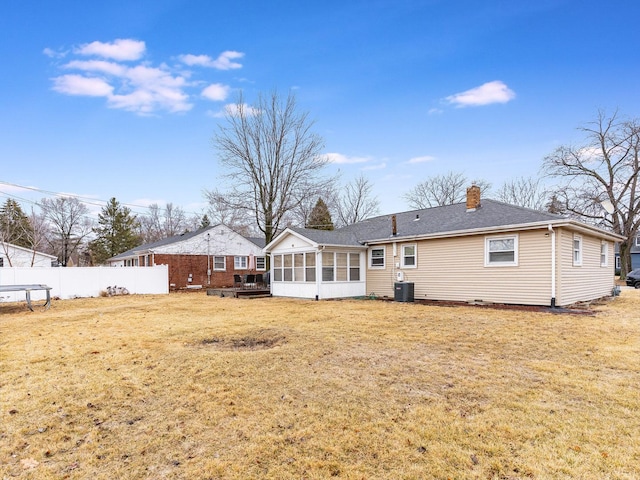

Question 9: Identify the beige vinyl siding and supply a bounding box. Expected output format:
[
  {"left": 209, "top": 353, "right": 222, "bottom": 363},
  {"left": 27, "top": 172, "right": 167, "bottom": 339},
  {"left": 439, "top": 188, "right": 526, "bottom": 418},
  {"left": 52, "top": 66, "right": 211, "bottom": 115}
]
[
  {"left": 367, "top": 229, "right": 555, "bottom": 306},
  {"left": 556, "top": 228, "right": 615, "bottom": 305}
]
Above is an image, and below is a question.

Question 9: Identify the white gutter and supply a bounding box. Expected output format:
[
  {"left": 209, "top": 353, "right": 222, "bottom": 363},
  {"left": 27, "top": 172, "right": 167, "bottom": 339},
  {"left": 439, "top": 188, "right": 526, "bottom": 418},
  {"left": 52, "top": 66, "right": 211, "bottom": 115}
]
[
  {"left": 365, "top": 219, "right": 625, "bottom": 245},
  {"left": 548, "top": 224, "right": 556, "bottom": 308}
]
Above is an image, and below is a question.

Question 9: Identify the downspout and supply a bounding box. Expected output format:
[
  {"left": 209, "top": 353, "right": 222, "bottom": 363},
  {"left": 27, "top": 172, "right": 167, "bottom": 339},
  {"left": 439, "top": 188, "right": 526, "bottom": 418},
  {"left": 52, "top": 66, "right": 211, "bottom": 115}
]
[
  {"left": 316, "top": 247, "right": 323, "bottom": 301},
  {"left": 548, "top": 225, "right": 556, "bottom": 308},
  {"left": 392, "top": 241, "right": 398, "bottom": 285}
]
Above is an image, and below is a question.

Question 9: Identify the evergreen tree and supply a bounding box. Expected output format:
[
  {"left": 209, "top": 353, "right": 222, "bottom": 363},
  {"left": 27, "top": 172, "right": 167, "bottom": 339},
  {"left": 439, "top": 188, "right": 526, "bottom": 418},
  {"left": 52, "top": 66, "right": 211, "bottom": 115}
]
[
  {"left": 200, "top": 214, "right": 211, "bottom": 228},
  {"left": 0, "top": 199, "right": 33, "bottom": 248},
  {"left": 306, "top": 198, "right": 334, "bottom": 230},
  {"left": 89, "top": 198, "right": 141, "bottom": 264}
]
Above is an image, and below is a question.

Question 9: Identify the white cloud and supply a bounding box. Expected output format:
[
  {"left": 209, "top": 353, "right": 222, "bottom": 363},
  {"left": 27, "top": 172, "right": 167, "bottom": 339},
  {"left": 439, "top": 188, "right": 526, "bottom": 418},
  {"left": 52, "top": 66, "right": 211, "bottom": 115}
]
[
  {"left": 445, "top": 80, "right": 516, "bottom": 107},
  {"left": 179, "top": 51, "right": 244, "bottom": 70},
  {"left": 201, "top": 83, "right": 230, "bottom": 101},
  {"left": 52, "top": 63, "right": 192, "bottom": 114},
  {"left": 112, "top": 65, "right": 192, "bottom": 114},
  {"left": 47, "top": 39, "right": 242, "bottom": 115},
  {"left": 577, "top": 146, "right": 605, "bottom": 162},
  {"left": 51, "top": 74, "right": 114, "bottom": 97},
  {"left": 64, "top": 60, "right": 127, "bottom": 76},
  {"left": 213, "top": 103, "right": 261, "bottom": 117},
  {"left": 76, "top": 39, "right": 146, "bottom": 61},
  {"left": 362, "top": 162, "right": 387, "bottom": 171},
  {"left": 407, "top": 155, "right": 436, "bottom": 164},
  {"left": 43, "top": 47, "right": 67, "bottom": 59},
  {"left": 321, "top": 153, "right": 371, "bottom": 164}
]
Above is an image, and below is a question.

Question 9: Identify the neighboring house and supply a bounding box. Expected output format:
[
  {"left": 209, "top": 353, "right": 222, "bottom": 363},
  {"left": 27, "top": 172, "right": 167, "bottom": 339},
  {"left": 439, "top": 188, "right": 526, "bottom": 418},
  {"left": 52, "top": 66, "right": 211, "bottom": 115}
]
[
  {"left": 614, "top": 236, "right": 640, "bottom": 273},
  {"left": 264, "top": 186, "right": 624, "bottom": 307},
  {"left": 107, "top": 225, "right": 266, "bottom": 289},
  {"left": 0, "top": 242, "right": 57, "bottom": 267}
]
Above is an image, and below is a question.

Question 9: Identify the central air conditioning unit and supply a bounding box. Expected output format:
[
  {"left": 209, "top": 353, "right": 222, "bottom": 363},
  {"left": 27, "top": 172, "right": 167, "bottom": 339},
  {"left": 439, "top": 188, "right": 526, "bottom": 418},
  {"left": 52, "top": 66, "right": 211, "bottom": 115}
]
[{"left": 396, "top": 271, "right": 404, "bottom": 282}]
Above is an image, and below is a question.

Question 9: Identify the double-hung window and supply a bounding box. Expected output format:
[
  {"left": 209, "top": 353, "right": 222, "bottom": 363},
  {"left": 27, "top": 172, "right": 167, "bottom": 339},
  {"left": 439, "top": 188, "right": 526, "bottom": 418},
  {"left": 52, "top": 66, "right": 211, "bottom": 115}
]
[
  {"left": 600, "top": 242, "right": 608, "bottom": 267},
  {"left": 234, "top": 256, "right": 248, "bottom": 270},
  {"left": 369, "top": 247, "right": 385, "bottom": 268},
  {"left": 214, "top": 256, "right": 226, "bottom": 271},
  {"left": 349, "top": 253, "right": 360, "bottom": 281},
  {"left": 573, "top": 235, "right": 582, "bottom": 266},
  {"left": 322, "top": 253, "right": 334, "bottom": 281},
  {"left": 401, "top": 244, "right": 417, "bottom": 268},
  {"left": 485, "top": 235, "right": 518, "bottom": 266},
  {"left": 255, "top": 256, "right": 266, "bottom": 270},
  {"left": 305, "top": 252, "right": 316, "bottom": 282},
  {"left": 294, "top": 253, "right": 305, "bottom": 281}
]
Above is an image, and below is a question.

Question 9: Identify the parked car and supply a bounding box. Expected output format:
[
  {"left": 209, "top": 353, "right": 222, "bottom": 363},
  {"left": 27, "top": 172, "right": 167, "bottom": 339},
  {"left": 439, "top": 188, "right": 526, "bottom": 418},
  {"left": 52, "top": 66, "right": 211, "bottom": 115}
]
[{"left": 625, "top": 268, "right": 640, "bottom": 288}]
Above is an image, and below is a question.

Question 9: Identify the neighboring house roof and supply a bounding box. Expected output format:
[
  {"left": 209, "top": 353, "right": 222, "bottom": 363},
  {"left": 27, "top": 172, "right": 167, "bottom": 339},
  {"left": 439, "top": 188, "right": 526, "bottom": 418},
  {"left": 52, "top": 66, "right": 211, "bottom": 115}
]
[
  {"left": 246, "top": 237, "right": 266, "bottom": 248},
  {"left": 0, "top": 241, "right": 57, "bottom": 259},
  {"left": 108, "top": 225, "right": 263, "bottom": 262},
  {"left": 266, "top": 199, "right": 623, "bottom": 251}
]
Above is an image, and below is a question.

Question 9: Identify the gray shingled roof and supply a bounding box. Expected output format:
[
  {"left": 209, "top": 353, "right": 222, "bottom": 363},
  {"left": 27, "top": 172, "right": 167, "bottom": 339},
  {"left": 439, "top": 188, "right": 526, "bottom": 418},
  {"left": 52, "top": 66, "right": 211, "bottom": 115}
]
[
  {"left": 285, "top": 199, "right": 567, "bottom": 247},
  {"left": 288, "top": 227, "right": 363, "bottom": 246},
  {"left": 246, "top": 237, "right": 266, "bottom": 248},
  {"left": 108, "top": 226, "right": 218, "bottom": 261},
  {"left": 109, "top": 225, "right": 266, "bottom": 261}
]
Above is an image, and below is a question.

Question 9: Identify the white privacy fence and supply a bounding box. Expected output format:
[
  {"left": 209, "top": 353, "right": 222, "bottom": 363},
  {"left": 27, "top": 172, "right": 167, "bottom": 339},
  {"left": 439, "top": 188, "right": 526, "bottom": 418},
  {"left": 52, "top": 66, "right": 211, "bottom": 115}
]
[{"left": 0, "top": 266, "right": 169, "bottom": 303}]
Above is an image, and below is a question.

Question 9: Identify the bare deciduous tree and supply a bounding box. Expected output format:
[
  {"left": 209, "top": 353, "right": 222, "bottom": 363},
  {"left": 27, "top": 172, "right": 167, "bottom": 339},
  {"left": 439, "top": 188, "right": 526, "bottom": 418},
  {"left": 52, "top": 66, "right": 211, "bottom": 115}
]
[
  {"left": 494, "top": 176, "right": 549, "bottom": 211},
  {"left": 40, "top": 196, "right": 92, "bottom": 266},
  {"left": 138, "top": 203, "right": 189, "bottom": 243},
  {"left": 543, "top": 110, "right": 640, "bottom": 278},
  {"left": 404, "top": 171, "right": 491, "bottom": 209},
  {"left": 336, "top": 174, "right": 380, "bottom": 227},
  {"left": 210, "top": 90, "right": 329, "bottom": 245},
  {"left": 26, "top": 208, "right": 51, "bottom": 266},
  {"left": 204, "top": 190, "right": 255, "bottom": 236}
]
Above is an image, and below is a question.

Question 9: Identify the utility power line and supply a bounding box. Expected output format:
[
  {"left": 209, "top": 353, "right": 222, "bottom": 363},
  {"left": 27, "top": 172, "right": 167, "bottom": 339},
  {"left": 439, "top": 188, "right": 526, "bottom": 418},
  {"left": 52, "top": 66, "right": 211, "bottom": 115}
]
[{"left": 0, "top": 180, "right": 207, "bottom": 219}]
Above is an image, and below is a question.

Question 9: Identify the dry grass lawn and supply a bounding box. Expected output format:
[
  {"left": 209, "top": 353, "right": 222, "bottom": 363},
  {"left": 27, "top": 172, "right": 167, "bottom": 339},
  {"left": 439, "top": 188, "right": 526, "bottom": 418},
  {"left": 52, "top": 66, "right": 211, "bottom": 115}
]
[{"left": 1, "top": 290, "right": 639, "bottom": 479}]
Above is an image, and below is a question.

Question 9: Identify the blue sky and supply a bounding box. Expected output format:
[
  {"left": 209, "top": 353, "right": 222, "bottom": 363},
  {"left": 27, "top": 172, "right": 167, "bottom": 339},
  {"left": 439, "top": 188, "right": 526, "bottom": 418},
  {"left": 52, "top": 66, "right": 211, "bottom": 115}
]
[{"left": 1, "top": 0, "right": 639, "bottom": 220}]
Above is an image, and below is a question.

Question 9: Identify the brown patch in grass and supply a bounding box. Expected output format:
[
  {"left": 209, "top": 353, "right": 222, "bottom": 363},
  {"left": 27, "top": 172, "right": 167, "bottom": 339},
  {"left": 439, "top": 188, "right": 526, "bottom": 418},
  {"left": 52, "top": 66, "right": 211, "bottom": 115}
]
[
  {"left": 200, "top": 328, "right": 287, "bottom": 350},
  {"left": 1, "top": 291, "right": 639, "bottom": 479}
]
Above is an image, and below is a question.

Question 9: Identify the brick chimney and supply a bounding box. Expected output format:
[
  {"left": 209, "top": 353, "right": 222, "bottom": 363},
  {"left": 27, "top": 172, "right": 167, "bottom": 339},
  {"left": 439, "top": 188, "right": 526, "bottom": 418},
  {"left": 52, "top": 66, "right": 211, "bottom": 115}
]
[{"left": 466, "top": 185, "right": 481, "bottom": 212}]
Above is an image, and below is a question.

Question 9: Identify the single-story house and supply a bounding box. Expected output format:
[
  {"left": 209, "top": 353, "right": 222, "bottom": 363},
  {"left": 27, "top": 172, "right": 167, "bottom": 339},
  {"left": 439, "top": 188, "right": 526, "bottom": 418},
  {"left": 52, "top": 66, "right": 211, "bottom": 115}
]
[
  {"left": 264, "top": 186, "right": 624, "bottom": 307},
  {"left": 0, "top": 242, "right": 57, "bottom": 267},
  {"left": 107, "top": 225, "right": 266, "bottom": 289}
]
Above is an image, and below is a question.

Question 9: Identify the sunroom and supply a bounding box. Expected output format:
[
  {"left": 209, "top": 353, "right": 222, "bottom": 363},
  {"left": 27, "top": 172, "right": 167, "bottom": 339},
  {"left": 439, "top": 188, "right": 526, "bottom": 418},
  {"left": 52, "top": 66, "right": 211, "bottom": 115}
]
[{"left": 264, "top": 227, "right": 367, "bottom": 300}]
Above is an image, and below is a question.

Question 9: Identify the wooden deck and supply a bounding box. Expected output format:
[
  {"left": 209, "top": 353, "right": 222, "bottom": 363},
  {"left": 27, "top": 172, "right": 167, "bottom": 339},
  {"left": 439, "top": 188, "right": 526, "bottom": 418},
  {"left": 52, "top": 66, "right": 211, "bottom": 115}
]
[{"left": 206, "top": 287, "right": 271, "bottom": 299}]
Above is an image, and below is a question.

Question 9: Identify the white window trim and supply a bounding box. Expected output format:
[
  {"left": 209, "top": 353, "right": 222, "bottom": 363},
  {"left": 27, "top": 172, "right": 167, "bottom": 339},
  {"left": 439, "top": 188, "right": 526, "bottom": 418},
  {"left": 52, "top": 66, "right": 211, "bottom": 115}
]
[
  {"left": 484, "top": 234, "right": 518, "bottom": 267},
  {"left": 369, "top": 246, "right": 386, "bottom": 269},
  {"left": 255, "top": 256, "right": 266, "bottom": 271},
  {"left": 573, "top": 234, "right": 583, "bottom": 267},
  {"left": 234, "top": 256, "right": 248, "bottom": 270},
  {"left": 615, "top": 255, "right": 621, "bottom": 270},
  {"left": 401, "top": 243, "right": 417, "bottom": 269},
  {"left": 600, "top": 242, "right": 608, "bottom": 267},
  {"left": 213, "top": 256, "right": 226, "bottom": 271}
]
